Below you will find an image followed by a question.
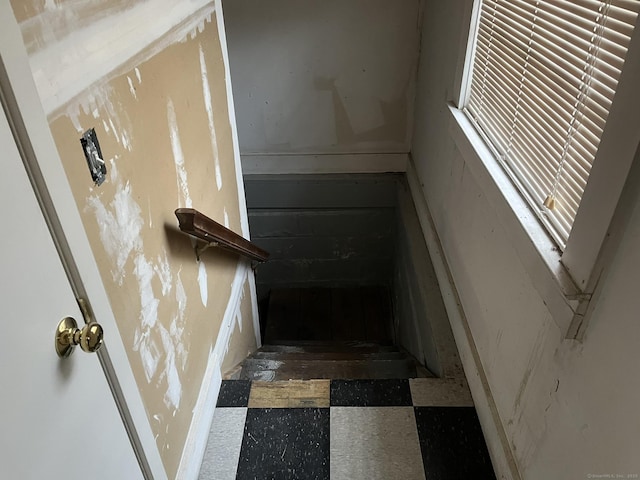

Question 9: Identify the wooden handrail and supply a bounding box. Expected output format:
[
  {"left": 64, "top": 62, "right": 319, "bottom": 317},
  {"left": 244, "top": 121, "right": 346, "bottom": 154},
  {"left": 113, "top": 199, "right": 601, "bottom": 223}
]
[{"left": 174, "top": 208, "right": 269, "bottom": 263}]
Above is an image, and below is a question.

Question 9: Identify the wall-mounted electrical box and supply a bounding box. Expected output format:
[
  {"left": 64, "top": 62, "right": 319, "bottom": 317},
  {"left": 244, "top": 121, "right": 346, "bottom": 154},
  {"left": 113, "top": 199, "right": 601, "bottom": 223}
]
[{"left": 80, "top": 128, "right": 106, "bottom": 186}]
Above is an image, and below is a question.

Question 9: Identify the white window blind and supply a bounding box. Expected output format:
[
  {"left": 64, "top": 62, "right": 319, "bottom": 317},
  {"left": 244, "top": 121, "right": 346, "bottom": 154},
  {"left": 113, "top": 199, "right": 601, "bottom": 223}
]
[{"left": 465, "top": 0, "right": 640, "bottom": 247}]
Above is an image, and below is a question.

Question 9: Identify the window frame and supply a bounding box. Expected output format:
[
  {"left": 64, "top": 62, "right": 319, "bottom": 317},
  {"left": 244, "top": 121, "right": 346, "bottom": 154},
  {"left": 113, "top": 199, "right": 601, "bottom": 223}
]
[{"left": 451, "top": 0, "right": 640, "bottom": 338}]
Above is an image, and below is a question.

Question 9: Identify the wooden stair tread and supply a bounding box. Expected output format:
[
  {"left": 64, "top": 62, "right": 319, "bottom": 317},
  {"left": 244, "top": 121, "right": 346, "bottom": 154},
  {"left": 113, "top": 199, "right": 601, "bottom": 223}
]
[
  {"left": 248, "top": 287, "right": 427, "bottom": 381},
  {"left": 262, "top": 339, "right": 394, "bottom": 347},
  {"left": 259, "top": 343, "right": 399, "bottom": 354},
  {"left": 251, "top": 351, "right": 407, "bottom": 361},
  {"left": 240, "top": 358, "right": 418, "bottom": 381}
]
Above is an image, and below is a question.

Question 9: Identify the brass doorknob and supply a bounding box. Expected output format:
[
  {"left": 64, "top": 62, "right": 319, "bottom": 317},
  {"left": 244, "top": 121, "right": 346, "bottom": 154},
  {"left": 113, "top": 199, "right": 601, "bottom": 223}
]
[{"left": 55, "top": 317, "right": 104, "bottom": 358}]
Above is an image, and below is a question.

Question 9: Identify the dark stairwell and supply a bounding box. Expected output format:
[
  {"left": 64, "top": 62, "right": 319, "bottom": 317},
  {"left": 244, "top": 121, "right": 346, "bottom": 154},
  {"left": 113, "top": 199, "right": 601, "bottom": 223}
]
[
  {"left": 240, "top": 286, "right": 432, "bottom": 381},
  {"left": 196, "top": 174, "right": 497, "bottom": 479},
  {"left": 238, "top": 174, "right": 431, "bottom": 381}
]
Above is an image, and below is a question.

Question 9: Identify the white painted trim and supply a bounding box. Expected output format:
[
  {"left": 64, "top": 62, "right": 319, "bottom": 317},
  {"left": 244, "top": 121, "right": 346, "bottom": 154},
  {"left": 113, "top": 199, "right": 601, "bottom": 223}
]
[
  {"left": 0, "top": 5, "right": 166, "bottom": 479},
  {"left": 406, "top": 162, "right": 522, "bottom": 480},
  {"left": 240, "top": 153, "right": 409, "bottom": 175},
  {"left": 562, "top": 16, "right": 640, "bottom": 290},
  {"left": 455, "top": 0, "right": 481, "bottom": 108},
  {"left": 26, "top": 0, "right": 216, "bottom": 117},
  {"left": 176, "top": 260, "right": 250, "bottom": 480},
  {"left": 569, "top": 143, "right": 640, "bottom": 339},
  {"left": 217, "top": 0, "right": 251, "bottom": 240},
  {"left": 448, "top": 105, "right": 580, "bottom": 335}
]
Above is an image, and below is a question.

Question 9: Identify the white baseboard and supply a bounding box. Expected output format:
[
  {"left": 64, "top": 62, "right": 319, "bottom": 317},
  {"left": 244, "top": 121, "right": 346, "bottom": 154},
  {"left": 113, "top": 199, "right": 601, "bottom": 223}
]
[
  {"left": 241, "top": 153, "right": 409, "bottom": 175},
  {"left": 406, "top": 162, "right": 521, "bottom": 480},
  {"left": 175, "top": 260, "right": 251, "bottom": 480},
  {"left": 248, "top": 269, "right": 262, "bottom": 349}
]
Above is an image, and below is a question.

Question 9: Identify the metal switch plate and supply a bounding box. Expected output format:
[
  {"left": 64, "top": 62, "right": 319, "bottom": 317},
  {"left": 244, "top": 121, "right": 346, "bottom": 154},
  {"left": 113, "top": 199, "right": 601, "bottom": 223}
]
[{"left": 80, "top": 128, "right": 106, "bottom": 186}]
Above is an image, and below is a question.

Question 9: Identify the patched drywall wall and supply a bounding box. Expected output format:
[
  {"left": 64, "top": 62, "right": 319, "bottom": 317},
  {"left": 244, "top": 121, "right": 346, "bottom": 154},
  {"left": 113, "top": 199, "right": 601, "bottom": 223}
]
[
  {"left": 222, "top": 0, "right": 422, "bottom": 155},
  {"left": 11, "top": 1, "right": 258, "bottom": 477},
  {"left": 411, "top": 1, "right": 640, "bottom": 478}
]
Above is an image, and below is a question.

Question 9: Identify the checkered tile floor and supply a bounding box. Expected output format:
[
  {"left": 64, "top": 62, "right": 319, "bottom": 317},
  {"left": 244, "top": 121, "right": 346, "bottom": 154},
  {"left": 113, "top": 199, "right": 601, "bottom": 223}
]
[{"left": 198, "top": 379, "right": 496, "bottom": 480}]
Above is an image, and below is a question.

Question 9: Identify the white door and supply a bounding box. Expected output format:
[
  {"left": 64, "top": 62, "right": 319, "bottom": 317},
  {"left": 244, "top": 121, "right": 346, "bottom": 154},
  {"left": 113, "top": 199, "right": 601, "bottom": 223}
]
[{"left": 0, "top": 105, "right": 144, "bottom": 479}]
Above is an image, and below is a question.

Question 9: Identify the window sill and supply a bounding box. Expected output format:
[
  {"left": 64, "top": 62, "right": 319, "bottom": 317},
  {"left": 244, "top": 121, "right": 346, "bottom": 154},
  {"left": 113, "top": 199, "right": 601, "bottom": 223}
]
[{"left": 448, "top": 104, "right": 583, "bottom": 335}]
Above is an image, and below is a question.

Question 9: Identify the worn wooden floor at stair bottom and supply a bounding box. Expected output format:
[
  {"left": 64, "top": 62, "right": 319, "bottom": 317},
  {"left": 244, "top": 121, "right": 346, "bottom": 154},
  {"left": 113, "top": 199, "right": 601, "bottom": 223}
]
[
  {"left": 264, "top": 287, "right": 393, "bottom": 344},
  {"left": 240, "top": 342, "right": 432, "bottom": 381},
  {"left": 241, "top": 358, "right": 417, "bottom": 381}
]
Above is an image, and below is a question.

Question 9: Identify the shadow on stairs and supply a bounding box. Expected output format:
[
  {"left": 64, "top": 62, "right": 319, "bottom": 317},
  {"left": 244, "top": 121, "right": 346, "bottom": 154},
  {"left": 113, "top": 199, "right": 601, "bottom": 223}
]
[{"left": 244, "top": 286, "right": 432, "bottom": 381}]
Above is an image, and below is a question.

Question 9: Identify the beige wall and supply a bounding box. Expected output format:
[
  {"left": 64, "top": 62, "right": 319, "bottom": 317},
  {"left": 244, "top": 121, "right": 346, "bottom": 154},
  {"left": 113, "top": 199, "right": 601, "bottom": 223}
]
[
  {"left": 11, "top": 1, "right": 258, "bottom": 477},
  {"left": 412, "top": 1, "right": 640, "bottom": 478}
]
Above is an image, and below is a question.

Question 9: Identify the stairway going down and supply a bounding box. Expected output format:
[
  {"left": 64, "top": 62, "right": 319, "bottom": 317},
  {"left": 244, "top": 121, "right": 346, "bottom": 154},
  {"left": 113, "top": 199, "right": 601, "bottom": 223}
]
[
  {"left": 239, "top": 286, "right": 431, "bottom": 381},
  {"left": 198, "top": 287, "right": 497, "bottom": 480}
]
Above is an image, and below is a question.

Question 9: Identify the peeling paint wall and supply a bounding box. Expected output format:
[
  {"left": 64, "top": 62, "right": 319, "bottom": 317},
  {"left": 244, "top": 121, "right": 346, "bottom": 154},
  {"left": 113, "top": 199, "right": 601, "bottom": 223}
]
[
  {"left": 412, "top": 1, "right": 640, "bottom": 478},
  {"left": 10, "top": 1, "right": 258, "bottom": 477},
  {"left": 222, "top": 0, "right": 422, "bottom": 155}
]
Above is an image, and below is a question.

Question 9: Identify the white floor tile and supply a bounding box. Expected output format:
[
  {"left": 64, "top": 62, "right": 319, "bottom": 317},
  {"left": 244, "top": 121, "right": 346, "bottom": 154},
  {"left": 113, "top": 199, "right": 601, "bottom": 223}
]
[
  {"left": 198, "top": 407, "right": 247, "bottom": 480},
  {"left": 409, "top": 378, "right": 474, "bottom": 407},
  {"left": 330, "top": 407, "right": 425, "bottom": 480}
]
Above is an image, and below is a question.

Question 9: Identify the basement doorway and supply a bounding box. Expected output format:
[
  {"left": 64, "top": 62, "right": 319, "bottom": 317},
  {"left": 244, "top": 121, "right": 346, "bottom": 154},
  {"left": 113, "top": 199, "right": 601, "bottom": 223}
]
[{"left": 244, "top": 173, "right": 455, "bottom": 378}]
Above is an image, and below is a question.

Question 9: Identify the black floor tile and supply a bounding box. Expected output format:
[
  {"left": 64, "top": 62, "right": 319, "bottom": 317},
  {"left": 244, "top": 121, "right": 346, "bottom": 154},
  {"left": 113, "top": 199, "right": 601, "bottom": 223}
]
[
  {"left": 330, "top": 379, "right": 412, "bottom": 406},
  {"left": 236, "top": 408, "right": 330, "bottom": 480},
  {"left": 415, "top": 407, "right": 496, "bottom": 480},
  {"left": 216, "top": 380, "right": 251, "bottom": 407}
]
